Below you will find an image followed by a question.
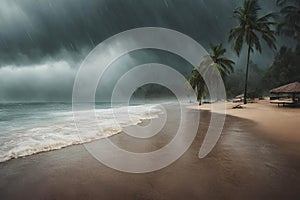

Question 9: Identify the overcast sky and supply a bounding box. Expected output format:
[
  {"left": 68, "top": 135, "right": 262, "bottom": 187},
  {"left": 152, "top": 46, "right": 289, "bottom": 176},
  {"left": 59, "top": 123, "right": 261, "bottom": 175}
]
[{"left": 0, "top": 0, "right": 294, "bottom": 102}]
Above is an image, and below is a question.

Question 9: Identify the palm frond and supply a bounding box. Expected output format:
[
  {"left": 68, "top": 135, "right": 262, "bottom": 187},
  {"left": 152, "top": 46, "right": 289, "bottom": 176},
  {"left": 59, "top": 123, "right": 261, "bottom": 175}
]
[
  {"left": 233, "top": 32, "right": 244, "bottom": 56},
  {"left": 229, "top": 0, "right": 277, "bottom": 55},
  {"left": 188, "top": 42, "right": 235, "bottom": 103},
  {"left": 277, "top": 0, "right": 300, "bottom": 38}
]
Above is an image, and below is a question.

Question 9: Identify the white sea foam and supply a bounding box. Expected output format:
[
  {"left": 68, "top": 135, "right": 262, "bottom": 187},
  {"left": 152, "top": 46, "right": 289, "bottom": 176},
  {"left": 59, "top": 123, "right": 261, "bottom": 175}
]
[{"left": 0, "top": 104, "right": 163, "bottom": 162}]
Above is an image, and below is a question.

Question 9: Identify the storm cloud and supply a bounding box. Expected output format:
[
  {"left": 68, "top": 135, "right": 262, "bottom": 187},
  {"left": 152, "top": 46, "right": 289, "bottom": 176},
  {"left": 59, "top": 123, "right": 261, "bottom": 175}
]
[{"left": 0, "top": 0, "right": 292, "bottom": 101}]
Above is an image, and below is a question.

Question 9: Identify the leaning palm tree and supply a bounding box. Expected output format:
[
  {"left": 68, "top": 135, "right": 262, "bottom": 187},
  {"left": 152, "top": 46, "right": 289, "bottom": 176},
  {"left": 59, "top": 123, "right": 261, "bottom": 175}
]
[
  {"left": 209, "top": 43, "right": 235, "bottom": 80},
  {"left": 277, "top": 0, "right": 300, "bottom": 41},
  {"left": 228, "top": 0, "right": 277, "bottom": 104},
  {"left": 189, "top": 67, "right": 205, "bottom": 105},
  {"left": 189, "top": 43, "right": 235, "bottom": 105}
]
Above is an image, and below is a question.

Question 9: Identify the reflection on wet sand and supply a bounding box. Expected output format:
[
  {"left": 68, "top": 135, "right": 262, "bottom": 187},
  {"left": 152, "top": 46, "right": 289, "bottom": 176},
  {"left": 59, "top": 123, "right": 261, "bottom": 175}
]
[{"left": 0, "top": 104, "right": 299, "bottom": 199}]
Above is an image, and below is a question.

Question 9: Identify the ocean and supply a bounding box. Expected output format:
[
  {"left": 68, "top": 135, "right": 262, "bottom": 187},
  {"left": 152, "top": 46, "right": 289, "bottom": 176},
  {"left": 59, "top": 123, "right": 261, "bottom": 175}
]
[{"left": 0, "top": 102, "right": 163, "bottom": 162}]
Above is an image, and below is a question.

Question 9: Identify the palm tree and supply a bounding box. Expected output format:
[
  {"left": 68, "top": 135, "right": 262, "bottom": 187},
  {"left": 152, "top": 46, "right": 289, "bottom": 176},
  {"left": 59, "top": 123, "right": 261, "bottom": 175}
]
[
  {"left": 277, "top": 0, "right": 300, "bottom": 41},
  {"left": 189, "top": 67, "right": 205, "bottom": 105},
  {"left": 209, "top": 43, "right": 235, "bottom": 80},
  {"left": 189, "top": 43, "right": 235, "bottom": 105},
  {"left": 228, "top": 0, "right": 277, "bottom": 104}
]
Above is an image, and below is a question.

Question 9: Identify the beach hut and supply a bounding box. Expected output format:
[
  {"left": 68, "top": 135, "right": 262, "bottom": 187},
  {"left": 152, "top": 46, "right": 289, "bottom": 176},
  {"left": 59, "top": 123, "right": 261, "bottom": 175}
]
[{"left": 270, "top": 81, "right": 300, "bottom": 106}]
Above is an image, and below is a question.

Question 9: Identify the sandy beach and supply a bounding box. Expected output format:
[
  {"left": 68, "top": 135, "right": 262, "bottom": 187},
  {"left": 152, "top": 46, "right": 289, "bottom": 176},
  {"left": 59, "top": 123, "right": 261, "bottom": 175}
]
[
  {"left": 1, "top": 0, "right": 300, "bottom": 199},
  {"left": 0, "top": 103, "right": 300, "bottom": 199},
  {"left": 194, "top": 100, "right": 300, "bottom": 143}
]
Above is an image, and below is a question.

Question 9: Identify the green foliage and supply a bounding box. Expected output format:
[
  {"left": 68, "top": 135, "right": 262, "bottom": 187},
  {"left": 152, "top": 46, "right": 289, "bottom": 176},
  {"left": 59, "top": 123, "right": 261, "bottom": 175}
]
[
  {"left": 260, "top": 0, "right": 300, "bottom": 92},
  {"left": 188, "top": 43, "right": 235, "bottom": 104},
  {"left": 228, "top": 0, "right": 277, "bottom": 56},
  {"left": 277, "top": 0, "right": 300, "bottom": 40},
  {"left": 189, "top": 67, "right": 206, "bottom": 103},
  {"left": 226, "top": 61, "right": 266, "bottom": 98},
  {"left": 228, "top": 0, "right": 277, "bottom": 103},
  {"left": 263, "top": 46, "right": 300, "bottom": 90},
  {"left": 209, "top": 43, "right": 235, "bottom": 78}
]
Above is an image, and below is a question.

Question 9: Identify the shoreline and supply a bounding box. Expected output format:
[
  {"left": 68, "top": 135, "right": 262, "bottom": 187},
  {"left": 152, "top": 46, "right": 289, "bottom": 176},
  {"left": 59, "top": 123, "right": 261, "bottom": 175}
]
[
  {"left": 1, "top": 103, "right": 300, "bottom": 199},
  {"left": 190, "top": 100, "right": 300, "bottom": 144},
  {"left": 0, "top": 104, "right": 164, "bottom": 163}
]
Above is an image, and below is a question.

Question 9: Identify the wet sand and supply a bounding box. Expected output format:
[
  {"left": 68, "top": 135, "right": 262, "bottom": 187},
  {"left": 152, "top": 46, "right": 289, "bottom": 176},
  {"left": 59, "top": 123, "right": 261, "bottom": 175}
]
[
  {"left": 0, "top": 104, "right": 300, "bottom": 199},
  {"left": 196, "top": 100, "right": 300, "bottom": 143}
]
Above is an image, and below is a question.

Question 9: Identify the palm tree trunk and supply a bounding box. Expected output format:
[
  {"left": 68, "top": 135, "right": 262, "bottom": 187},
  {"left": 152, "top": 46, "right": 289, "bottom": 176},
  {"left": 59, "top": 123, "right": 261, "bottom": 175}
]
[
  {"left": 197, "top": 85, "right": 202, "bottom": 105},
  {"left": 244, "top": 44, "right": 251, "bottom": 104}
]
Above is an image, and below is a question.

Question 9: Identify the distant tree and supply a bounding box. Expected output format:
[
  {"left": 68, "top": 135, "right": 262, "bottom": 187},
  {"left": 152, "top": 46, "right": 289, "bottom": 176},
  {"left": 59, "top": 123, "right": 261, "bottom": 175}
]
[
  {"left": 189, "top": 43, "right": 234, "bottom": 105},
  {"left": 189, "top": 67, "right": 205, "bottom": 104},
  {"left": 277, "top": 0, "right": 300, "bottom": 41},
  {"left": 263, "top": 46, "right": 300, "bottom": 89},
  {"left": 260, "top": 1, "right": 300, "bottom": 92},
  {"left": 228, "top": 0, "right": 277, "bottom": 104},
  {"left": 226, "top": 61, "right": 266, "bottom": 98}
]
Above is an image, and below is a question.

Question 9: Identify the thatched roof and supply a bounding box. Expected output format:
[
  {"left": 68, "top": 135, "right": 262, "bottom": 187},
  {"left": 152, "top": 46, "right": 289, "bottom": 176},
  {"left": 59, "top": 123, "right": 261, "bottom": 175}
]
[{"left": 270, "top": 81, "right": 300, "bottom": 94}]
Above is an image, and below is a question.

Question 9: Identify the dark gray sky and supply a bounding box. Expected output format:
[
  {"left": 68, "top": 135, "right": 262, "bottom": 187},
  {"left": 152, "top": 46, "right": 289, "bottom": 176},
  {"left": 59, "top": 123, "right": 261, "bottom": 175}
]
[{"left": 0, "top": 0, "right": 294, "bottom": 102}]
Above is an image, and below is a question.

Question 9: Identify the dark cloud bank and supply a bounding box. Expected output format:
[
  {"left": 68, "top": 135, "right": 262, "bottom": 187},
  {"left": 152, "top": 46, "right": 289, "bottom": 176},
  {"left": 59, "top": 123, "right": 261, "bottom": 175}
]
[{"left": 0, "top": 0, "right": 293, "bottom": 101}]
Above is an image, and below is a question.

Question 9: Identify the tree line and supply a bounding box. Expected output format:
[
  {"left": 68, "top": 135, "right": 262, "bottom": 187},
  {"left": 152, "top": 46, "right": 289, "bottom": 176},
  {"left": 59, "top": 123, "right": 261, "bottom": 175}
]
[{"left": 189, "top": 0, "right": 300, "bottom": 104}]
